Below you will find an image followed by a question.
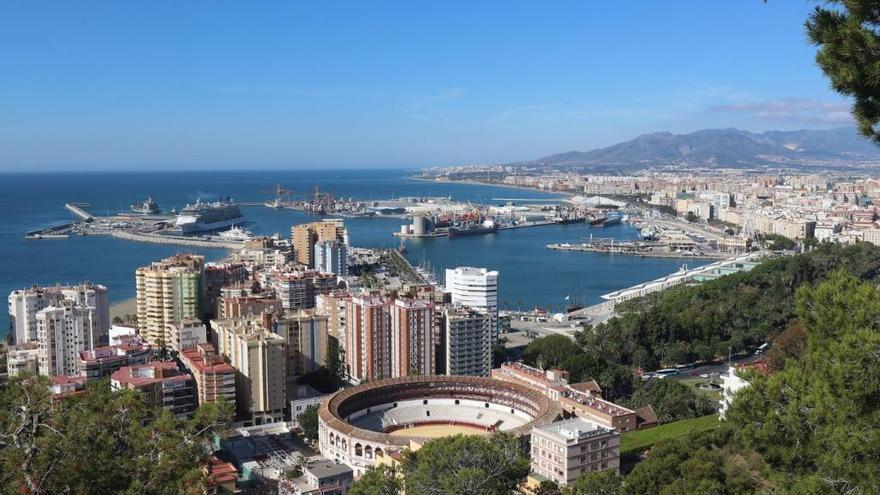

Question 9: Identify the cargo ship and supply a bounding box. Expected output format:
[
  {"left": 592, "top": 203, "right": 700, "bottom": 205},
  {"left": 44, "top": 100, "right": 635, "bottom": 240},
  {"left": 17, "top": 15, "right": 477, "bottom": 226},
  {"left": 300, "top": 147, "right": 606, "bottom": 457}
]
[
  {"left": 175, "top": 197, "right": 244, "bottom": 233},
  {"left": 591, "top": 213, "right": 622, "bottom": 228},
  {"left": 447, "top": 219, "right": 498, "bottom": 238},
  {"left": 588, "top": 216, "right": 606, "bottom": 226},
  {"left": 131, "top": 196, "right": 161, "bottom": 215},
  {"left": 553, "top": 216, "right": 586, "bottom": 225}
]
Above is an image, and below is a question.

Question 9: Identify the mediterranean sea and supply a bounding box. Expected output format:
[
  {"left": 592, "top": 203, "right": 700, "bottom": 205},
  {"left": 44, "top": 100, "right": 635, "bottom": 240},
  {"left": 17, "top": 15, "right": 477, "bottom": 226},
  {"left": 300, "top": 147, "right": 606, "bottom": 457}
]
[{"left": 0, "top": 169, "right": 708, "bottom": 337}]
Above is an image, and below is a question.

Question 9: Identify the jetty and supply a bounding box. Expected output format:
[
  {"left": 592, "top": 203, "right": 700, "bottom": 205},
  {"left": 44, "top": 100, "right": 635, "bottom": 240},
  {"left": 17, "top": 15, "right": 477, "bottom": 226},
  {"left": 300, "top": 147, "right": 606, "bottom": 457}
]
[{"left": 65, "top": 203, "right": 94, "bottom": 221}]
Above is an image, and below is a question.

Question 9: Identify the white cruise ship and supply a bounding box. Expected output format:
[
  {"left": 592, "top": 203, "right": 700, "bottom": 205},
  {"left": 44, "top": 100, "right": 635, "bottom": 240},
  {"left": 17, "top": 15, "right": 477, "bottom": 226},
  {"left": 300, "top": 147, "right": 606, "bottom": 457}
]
[{"left": 175, "top": 197, "right": 244, "bottom": 233}]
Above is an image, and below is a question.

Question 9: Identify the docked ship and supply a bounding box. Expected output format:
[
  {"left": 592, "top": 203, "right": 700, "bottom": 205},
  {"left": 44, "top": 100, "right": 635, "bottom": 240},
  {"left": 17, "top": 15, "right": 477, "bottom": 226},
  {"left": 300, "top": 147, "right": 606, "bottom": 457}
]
[
  {"left": 553, "top": 215, "right": 586, "bottom": 225},
  {"left": 215, "top": 226, "right": 253, "bottom": 241},
  {"left": 447, "top": 219, "right": 498, "bottom": 238},
  {"left": 591, "top": 212, "right": 622, "bottom": 228},
  {"left": 175, "top": 197, "right": 244, "bottom": 233},
  {"left": 130, "top": 196, "right": 161, "bottom": 215}
]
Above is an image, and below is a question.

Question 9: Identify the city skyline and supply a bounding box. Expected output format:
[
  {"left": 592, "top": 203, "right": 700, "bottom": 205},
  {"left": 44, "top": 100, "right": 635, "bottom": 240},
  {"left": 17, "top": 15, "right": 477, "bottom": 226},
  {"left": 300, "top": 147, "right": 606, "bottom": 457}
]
[{"left": 0, "top": 1, "right": 852, "bottom": 171}]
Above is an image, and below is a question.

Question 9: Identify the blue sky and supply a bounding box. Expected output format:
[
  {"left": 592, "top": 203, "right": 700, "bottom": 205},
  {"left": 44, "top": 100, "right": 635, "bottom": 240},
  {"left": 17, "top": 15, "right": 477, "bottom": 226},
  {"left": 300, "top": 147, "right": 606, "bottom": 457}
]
[{"left": 0, "top": 1, "right": 851, "bottom": 170}]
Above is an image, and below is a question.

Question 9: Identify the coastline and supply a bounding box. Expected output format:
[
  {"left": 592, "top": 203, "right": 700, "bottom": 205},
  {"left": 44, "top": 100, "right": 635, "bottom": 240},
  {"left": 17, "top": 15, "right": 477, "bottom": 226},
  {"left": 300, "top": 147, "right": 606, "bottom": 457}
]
[{"left": 408, "top": 175, "right": 573, "bottom": 199}]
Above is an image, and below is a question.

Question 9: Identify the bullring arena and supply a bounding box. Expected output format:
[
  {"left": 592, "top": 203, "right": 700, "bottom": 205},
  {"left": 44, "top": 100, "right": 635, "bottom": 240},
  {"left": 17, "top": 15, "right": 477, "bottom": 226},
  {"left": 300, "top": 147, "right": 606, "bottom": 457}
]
[{"left": 318, "top": 375, "right": 562, "bottom": 476}]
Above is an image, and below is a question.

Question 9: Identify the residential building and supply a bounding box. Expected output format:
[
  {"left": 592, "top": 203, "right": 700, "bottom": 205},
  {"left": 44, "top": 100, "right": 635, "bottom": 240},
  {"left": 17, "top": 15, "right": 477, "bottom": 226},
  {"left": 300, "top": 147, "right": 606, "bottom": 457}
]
[
  {"left": 443, "top": 307, "right": 492, "bottom": 377},
  {"left": 286, "top": 459, "right": 353, "bottom": 495},
  {"left": 390, "top": 298, "right": 434, "bottom": 377},
  {"left": 8, "top": 283, "right": 108, "bottom": 345},
  {"left": 36, "top": 300, "right": 103, "bottom": 377},
  {"left": 290, "top": 384, "right": 330, "bottom": 426},
  {"left": 530, "top": 417, "right": 620, "bottom": 486},
  {"left": 179, "top": 343, "right": 236, "bottom": 405},
  {"left": 344, "top": 296, "right": 392, "bottom": 382},
  {"left": 204, "top": 262, "right": 248, "bottom": 319},
  {"left": 213, "top": 318, "right": 287, "bottom": 424},
  {"left": 6, "top": 344, "right": 40, "bottom": 377},
  {"left": 111, "top": 361, "right": 197, "bottom": 418},
  {"left": 166, "top": 318, "right": 207, "bottom": 352},
  {"left": 271, "top": 310, "right": 329, "bottom": 378},
  {"left": 48, "top": 375, "right": 87, "bottom": 399},
  {"left": 109, "top": 324, "right": 137, "bottom": 345},
  {"left": 445, "top": 267, "right": 499, "bottom": 341},
  {"left": 316, "top": 292, "right": 347, "bottom": 349},
  {"left": 263, "top": 270, "right": 337, "bottom": 310},
  {"left": 135, "top": 254, "right": 205, "bottom": 348},
  {"left": 218, "top": 291, "right": 283, "bottom": 320},
  {"left": 314, "top": 240, "right": 348, "bottom": 276},
  {"left": 77, "top": 336, "right": 151, "bottom": 381},
  {"left": 291, "top": 220, "right": 347, "bottom": 268}
]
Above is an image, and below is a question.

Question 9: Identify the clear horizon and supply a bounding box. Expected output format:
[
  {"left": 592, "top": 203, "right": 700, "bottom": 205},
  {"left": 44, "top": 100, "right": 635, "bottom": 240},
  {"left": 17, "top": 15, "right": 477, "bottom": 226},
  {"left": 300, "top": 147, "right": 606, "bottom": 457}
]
[{"left": 0, "top": 1, "right": 851, "bottom": 171}]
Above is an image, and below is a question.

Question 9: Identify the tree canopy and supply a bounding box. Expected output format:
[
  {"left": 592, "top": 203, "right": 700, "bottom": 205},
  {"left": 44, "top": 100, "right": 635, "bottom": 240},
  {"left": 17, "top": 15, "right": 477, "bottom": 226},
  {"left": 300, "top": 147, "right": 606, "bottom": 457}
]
[
  {"left": 728, "top": 271, "right": 880, "bottom": 492},
  {"left": 348, "top": 465, "right": 402, "bottom": 495},
  {"left": 625, "top": 379, "right": 715, "bottom": 423},
  {"left": 807, "top": 0, "right": 880, "bottom": 143},
  {"left": 296, "top": 404, "right": 319, "bottom": 442},
  {"left": 350, "top": 433, "right": 531, "bottom": 495},
  {"left": 0, "top": 377, "right": 231, "bottom": 495}
]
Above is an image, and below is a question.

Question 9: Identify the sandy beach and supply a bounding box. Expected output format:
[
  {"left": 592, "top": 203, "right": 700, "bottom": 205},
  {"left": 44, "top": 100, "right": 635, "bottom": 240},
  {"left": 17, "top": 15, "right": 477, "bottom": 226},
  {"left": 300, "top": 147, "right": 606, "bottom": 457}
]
[{"left": 110, "top": 297, "right": 137, "bottom": 321}]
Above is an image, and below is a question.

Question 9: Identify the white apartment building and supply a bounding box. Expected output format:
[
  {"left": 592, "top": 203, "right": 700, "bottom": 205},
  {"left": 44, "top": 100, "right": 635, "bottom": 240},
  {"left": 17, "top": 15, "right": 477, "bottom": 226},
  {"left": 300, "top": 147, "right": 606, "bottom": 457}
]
[
  {"left": 36, "top": 300, "right": 103, "bottom": 377},
  {"left": 166, "top": 318, "right": 207, "bottom": 353},
  {"left": 530, "top": 417, "right": 620, "bottom": 486},
  {"left": 443, "top": 307, "right": 492, "bottom": 377},
  {"left": 314, "top": 240, "right": 348, "bottom": 276},
  {"left": 445, "top": 266, "right": 499, "bottom": 341},
  {"left": 6, "top": 344, "right": 40, "bottom": 377},
  {"left": 8, "top": 283, "right": 108, "bottom": 345}
]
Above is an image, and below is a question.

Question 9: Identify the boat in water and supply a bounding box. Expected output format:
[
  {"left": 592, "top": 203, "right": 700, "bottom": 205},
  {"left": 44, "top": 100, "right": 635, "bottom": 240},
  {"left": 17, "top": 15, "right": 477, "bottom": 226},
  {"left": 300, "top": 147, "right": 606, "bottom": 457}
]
[
  {"left": 553, "top": 216, "right": 586, "bottom": 225},
  {"left": 176, "top": 197, "right": 244, "bottom": 233},
  {"left": 447, "top": 219, "right": 498, "bottom": 238},
  {"left": 592, "top": 212, "right": 622, "bottom": 228},
  {"left": 131, "top": 196, "right": 161, "bottom": 215},
  {"left": 215, "top": 226, "right": 253, "bottom": 241},
  {"left": 588, "top": 216, "right": 606, "bottom": 226}
]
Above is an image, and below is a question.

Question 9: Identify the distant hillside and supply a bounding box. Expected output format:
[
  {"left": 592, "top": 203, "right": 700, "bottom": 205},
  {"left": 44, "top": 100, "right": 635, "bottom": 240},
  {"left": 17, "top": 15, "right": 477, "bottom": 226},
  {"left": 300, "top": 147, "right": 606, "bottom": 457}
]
[{"left": 522, "top": 127, "right": 880, "bottom": 169}]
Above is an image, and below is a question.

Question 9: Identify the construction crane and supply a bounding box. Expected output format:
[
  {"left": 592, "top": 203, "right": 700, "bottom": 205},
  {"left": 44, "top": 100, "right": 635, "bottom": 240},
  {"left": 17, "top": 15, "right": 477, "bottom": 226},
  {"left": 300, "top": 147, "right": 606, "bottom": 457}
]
[{"left": 260, "top": 184, "right": 292, "bottom": 209}]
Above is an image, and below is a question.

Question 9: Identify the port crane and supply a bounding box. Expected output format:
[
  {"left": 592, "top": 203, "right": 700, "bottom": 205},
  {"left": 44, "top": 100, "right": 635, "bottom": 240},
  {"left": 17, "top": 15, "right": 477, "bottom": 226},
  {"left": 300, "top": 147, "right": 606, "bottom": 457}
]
[{"left": 260, "top": 184, "right": 292, "bottom": 209}]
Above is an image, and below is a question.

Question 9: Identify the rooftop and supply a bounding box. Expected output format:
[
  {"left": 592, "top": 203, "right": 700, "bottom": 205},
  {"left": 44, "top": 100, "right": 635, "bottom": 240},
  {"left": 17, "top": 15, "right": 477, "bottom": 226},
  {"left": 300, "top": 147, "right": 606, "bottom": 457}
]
[
  {"left": 534, "top": 417, "right": 614, "bottom": 442},
  {"left": 305, "top": 459, "right": 352, "bottom": 479}
]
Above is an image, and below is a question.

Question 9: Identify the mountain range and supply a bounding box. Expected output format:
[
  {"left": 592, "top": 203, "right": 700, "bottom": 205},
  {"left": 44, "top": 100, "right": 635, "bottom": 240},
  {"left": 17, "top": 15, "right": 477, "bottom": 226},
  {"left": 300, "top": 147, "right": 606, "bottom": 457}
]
[{"left": 520, "top": 127, "right": 880, "bottom": 169}]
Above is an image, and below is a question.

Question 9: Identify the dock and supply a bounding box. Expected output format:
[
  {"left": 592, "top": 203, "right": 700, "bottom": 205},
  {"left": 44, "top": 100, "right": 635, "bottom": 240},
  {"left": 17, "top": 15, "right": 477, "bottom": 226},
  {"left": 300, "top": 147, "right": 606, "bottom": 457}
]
[
  {"left": 26, "top": 202, "right": 245, "bottom": 250},
  {"left": 109, "top": 231, "right": 244, "bottom": 249},
  {"left": 65, "top": 203, "right": 94, "bottom": 221},
  {"left": 562, "top": 251, "right": 777, "bottom": 326},
  {"left": 394, "top": 219, "right": 558, "bottom": 238},
  {"left": 546, "top": 240, "right": 728, "bottom": 259}
]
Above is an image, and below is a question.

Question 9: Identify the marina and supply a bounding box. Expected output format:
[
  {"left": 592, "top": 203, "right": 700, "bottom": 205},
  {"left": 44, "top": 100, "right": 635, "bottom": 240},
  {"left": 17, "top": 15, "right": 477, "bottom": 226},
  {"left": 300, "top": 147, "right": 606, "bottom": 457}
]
[{"left": 3, "top": 169, "right": 711, "bottom": 335}]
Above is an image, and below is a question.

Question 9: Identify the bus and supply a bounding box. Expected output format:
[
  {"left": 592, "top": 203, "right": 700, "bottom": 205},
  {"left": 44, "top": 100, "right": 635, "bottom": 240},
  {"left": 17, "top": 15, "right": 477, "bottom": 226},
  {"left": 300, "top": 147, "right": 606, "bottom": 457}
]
[{"left": 653, "top": 369, "right": 679, "bottom": 379}]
